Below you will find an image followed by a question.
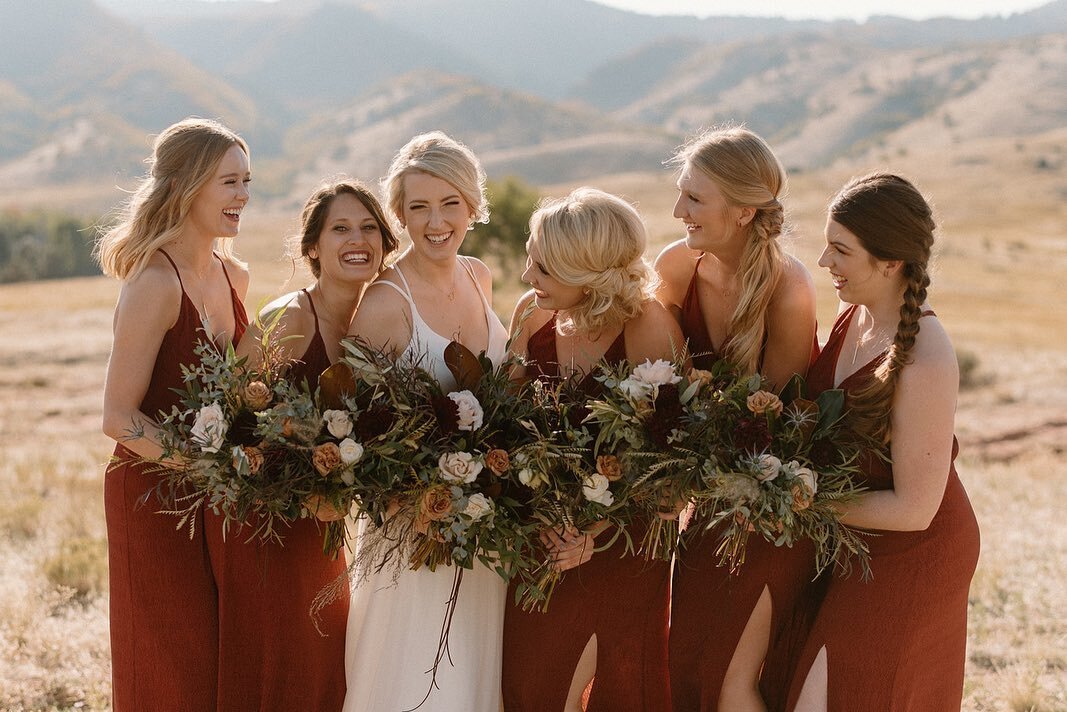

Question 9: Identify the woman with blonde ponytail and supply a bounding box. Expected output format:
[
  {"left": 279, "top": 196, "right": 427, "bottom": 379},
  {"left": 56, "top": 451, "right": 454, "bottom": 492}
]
[
  {"left": 788, "top": 174, "right": 979, "bottom": 711},
  {"left": 99, "top": 118, "right": 250, "bottom": 710},
  {"left": 502, "top": 187, "right": 683, "bottom": 711},
  {"left": 654, "top": 126, "right": 818, "bottom": 711}
]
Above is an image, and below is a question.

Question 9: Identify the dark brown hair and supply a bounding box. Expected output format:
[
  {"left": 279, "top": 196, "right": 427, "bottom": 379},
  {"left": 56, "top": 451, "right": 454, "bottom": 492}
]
[{"left": 830, "top": 173, "right": 935, "bottom": 444}]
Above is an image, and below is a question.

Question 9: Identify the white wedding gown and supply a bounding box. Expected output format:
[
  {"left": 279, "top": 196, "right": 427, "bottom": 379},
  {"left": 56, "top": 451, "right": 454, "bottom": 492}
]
[{"left": 343, "top": 260, "right": 509, "bottom": 712}]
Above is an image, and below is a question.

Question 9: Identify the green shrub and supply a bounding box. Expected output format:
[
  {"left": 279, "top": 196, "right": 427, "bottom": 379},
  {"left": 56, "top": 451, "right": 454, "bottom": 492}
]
[
  {"left": 466, "top": 176, "right": 541, "bottom": 286},
  {"left": 0, "top": 211, "right": 100, "bottom": 283}
]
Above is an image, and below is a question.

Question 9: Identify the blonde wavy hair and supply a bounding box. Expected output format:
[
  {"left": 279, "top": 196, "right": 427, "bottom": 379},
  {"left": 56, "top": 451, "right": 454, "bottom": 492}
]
[
  {"left": 668, "top": 126, "right": 786, "bottom": 375},
  {"left": 530, "top": 187, "right": 655, "bottom": 336},
  {"left": 829, "top": 174, "right": 936, "bottom": 446},
  {"left": 382, "top": 131, "right": 488, "bottom": 227},
  {"left": 96, "top": 117, "right": 249, "bottom": 280}
]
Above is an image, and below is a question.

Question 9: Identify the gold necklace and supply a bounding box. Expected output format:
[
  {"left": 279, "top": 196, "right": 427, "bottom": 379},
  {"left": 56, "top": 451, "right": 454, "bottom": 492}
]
[{"left": 408, "top": 257, "right": 457, "bottom": 302}]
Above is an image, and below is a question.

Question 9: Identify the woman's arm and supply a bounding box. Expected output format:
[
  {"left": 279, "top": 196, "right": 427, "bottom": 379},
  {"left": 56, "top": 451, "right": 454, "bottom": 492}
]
[
  {"left": 101, "top": 261, "right": 183, "bottom": 465},
  {"left": 761, "top": 255, "right": 817, "bottom": 391},
  {"left": 838, "top": 320, "right": 959, "bottom": 531},
  {"left": 652, "top": 239, "right": 699, "bottom": 320},
  {"left": 625, "top": 299, "right": 686, "bottom": 364},
  {"left": 506, "top": 290, "right": 548, "bottom": 381},
  {"left": 346, "top": 272, "right": 413, "bottom": 354}
]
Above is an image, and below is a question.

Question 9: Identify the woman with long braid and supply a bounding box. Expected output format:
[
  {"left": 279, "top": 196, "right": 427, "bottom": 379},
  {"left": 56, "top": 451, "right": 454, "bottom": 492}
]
[
  {"left": 655, "top": 126, "right": 817, "bottom": 711},
  {"left": 787, "top": 174, "right": 979, "bottom": 710}
]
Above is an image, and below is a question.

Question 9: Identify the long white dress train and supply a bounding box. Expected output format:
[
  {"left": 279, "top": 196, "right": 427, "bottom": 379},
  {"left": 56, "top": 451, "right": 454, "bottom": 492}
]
[{"left": 343, "top": 259, "right": 509, "bottom": 712}]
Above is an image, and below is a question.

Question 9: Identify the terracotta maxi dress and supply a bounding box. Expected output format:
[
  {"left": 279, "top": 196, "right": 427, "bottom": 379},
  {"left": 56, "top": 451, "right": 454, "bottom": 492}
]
[
  {"left": 502, "top": 314, "right": 673, "bottom": 712},
  {"left": 669, "top": 255, "right": 819, "bottom": 711},
  {"left": 784, "top": 305, "right": 980, "bottom": 711}
]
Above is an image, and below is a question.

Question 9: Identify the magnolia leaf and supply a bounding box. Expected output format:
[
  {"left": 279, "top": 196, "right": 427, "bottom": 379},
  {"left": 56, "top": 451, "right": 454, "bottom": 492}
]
[
  {"left": 814, "top": 388, "right": 846, "bottom": 429},
  {"left": 319, "top": 363, "right": 356, "bottom": 410},
  {"left": 779, "top": 372, "right": 806, "bottom": 405},
  {"left": 445, "top": 340, "right": 485, "bottom": 392}
]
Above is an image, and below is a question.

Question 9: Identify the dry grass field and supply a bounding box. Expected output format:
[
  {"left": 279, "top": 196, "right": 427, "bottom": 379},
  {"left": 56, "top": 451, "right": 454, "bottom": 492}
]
[{"left": 1, "top": 131, "right": 1065, "bottom": 710}]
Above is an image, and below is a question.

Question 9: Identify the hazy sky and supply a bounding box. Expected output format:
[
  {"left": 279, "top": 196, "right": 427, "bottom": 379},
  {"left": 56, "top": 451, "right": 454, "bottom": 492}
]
[{"left": 590, "top": 0, "right": 1049, "bottom": 21}]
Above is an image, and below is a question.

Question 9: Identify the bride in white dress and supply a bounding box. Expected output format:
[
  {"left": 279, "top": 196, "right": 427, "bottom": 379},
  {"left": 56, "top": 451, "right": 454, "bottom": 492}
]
[{"left": 344, "top": 131, "right": 508, "bottom": 712}]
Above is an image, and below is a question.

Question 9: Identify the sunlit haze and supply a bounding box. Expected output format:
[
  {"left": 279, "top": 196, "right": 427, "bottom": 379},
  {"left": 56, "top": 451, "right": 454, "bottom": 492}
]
[{"left": 591, "top": 0, "right": 1049, "bottom": 21}]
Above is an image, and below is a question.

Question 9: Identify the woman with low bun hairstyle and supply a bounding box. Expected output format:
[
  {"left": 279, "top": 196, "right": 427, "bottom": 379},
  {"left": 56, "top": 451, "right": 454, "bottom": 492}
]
[
  {"left": 502, "top": 187, "right": 683, "bottom": 711},
  {"left": 787, "top": 174, "right": 979, "bottom": 711},
  {"left": 654, "top": 126, "right": 818, "bottom": 711},
  {"left": 99, "top": 117, "right": 250, "bottom": 710}
]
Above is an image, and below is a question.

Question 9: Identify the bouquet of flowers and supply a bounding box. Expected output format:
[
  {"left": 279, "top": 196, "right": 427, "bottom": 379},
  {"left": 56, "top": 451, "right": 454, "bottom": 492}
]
[
  {"left": 340, "top": 338, "right": 547, "bottom": 586},
  {"left": 152, "top": 314, "right": 423, "bottom": 554},
  {"left": 687, "top": 371, "right": 871, "bottom": 577},
  {"left": 581, "top": 357, "right": 721, "bottom": 562}
]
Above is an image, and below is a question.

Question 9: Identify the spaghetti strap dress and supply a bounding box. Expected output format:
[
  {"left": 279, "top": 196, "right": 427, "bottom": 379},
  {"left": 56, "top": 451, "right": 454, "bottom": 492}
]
[
  {"left": 207, "top": 288, "right": 348, "bottom": 711},
  {"left": 343, "top": 258, "right": 509, "bottom": 712},
  {"left": 670, "top": 254, "right": 819, "bottom": 711},
  {"left": 783, "top": 305, "right": 980, "bottom": 711},
  {"left": 104, "top": 250, "right": 247, "bottom": 711},
  {"left": 501, "top": 313, "right": 673, "bottom": 712}
]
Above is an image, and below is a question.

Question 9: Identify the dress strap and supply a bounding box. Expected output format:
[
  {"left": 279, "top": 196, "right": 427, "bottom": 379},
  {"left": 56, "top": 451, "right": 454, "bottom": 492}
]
[
  {"left": 920, "top": 309, "right": 936, "bottom": 318},
  {"left": 158, "top": 249, "right": 185, "bottom": 293},
  {"left": 365, "top": 272, "right": 417, "bottom": 308},
  {"left": 215, "top": 252, "right": 236, "bottom": 290},
  {"left": 302, "top": 288, "right": 322, "bottom": 339}
]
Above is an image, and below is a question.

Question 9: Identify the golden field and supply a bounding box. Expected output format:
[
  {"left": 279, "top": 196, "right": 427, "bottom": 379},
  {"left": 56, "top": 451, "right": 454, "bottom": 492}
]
[{"left": 1, "top": 130, "right": 1065, "bottom": 710}]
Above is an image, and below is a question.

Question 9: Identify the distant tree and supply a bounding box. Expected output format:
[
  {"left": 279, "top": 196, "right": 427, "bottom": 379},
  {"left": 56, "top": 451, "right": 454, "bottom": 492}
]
[
  {"left": 466, "top": 177, "right": 542, "bottom": 287},
  {"left": 0, "top": 211, "right": 100, "bottom": 283}
]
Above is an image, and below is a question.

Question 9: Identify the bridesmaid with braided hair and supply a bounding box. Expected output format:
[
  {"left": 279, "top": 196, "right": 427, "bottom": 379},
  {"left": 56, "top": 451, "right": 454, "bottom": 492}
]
[
  {"left": 787, "top": 174, "right": 980, "bottom": 711},
  {"left": 655, "top": 126, "right": 818, "bottom": 711}
]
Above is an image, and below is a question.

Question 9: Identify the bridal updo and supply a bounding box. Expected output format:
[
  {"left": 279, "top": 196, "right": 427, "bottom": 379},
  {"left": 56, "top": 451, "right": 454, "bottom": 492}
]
[{"left": 382, "top": 131, "right": 489, "bottom": 227}]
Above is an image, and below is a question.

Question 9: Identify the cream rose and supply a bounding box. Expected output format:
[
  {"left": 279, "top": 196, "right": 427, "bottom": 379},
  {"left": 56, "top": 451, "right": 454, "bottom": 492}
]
[
  {"left": 463, "top": 493, "right": 494, "bottom": 521},
  {"left": 191, "top": 403, "right": 228, "bottom": 453},
  {"left": 747, "top": 390, "right": 784, "bottom": 416},
  {"left": 242, "top": 380, "right": 272, "bottom": 410},
  {"left": 322, "top": 409, "right": 353, "bottom": 439},
  {"left": 438, "top": 451, "right": 483, "bottom": 484},
  {"left": 517, "top": 467, "right": 548, "bottom": 489},
  {"left": 338, "top": 438, "right": 364, "bottom": 465},
  {"left": 447, "top": 390, "right": 484, "bottom": 431},
  {"left": 754, "top": 453, "right": 782, "bottom": 482},
  {"left": 582, "top": 473, "right": 615, "bottom": 506}
]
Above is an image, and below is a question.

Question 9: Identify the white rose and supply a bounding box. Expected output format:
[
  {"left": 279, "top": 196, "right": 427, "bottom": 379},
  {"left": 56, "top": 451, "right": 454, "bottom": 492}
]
[
  {"left": 463, "top": 493, "right": 494, "bottom": 521},
  {"left": 618, "top": 377, "right": 652, "bottom": 401},
  {"left": 631, "top": 359, "right": 682, "bottom": 387},
  {"left": 191, "top": 403, "right": 228, "bottom": 454},
  {"left": 754, "top": 454, "right": 782, "bottom": 482},
  {"left": 322, "top": 409, "right": 353, "bottom": 439},
  {"left": 438, "top": 451, "right": 483, "bottom": 484},
  {"left": 338, "top": 438, "right": 364, "bottom": 465},
  {"left": 518, "top": 467, "right": 547, "bottom": 489},
  {"left": 447, "top": 390, "right": 484, "bottom": 431},
  {"left": 582, "top": 473, "right": 615, "bottom": 506},
  {"left": 795, "top": 466, "right": 818, "bottom": 497}
]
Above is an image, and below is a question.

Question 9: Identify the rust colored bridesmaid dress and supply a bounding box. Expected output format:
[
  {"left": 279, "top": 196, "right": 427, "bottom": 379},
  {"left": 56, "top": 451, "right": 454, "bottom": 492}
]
[
  {"left": 783, "top": 305, "right": 980, "bottom": 711},
  {"left": 207, "top": 288, "right": 348, "bottom": 711},
  {"left": 105, "top": 251, "right": 246, "bottom": 711},
  {"left": 502, "top": 314, "right": 673, "bottom": 712},
  {"left": 669, "top": 255, "right": 819, "bottom": 711}
]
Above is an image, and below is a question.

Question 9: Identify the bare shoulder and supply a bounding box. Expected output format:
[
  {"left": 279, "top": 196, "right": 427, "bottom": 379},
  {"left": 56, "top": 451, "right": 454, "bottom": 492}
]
[
  {"left": 221, "top": 257, "right": 250, "bottom": 298},
  {"left": 907, "top": 314, "right": 958, "bottom": 381},
  {"left": 120, "top": 254, "right": 183, "bottom": 319},
  {"left": 258, "top": 291, "right": 312, "bottom": 338},
  {"left": 626, "top": 299, "right": 685, "bottom": 360},
  {"left": 348, "top": 269, "right": 412, "bottom": 349},
  {"left": 653, "top": 240, "right": 699, "bottom": 300},
  {"left": 463, "top": 255, "right": 494, "bottom": 290},
  {"left": 775, "top": 254, "right": 816, "bottom": 300}
]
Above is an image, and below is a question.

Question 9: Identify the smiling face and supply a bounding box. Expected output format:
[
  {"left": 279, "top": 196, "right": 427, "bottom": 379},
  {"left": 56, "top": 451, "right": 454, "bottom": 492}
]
[
  {"left": 520, "top": 237, "right": 586, "bottom": 312},
  {"left": 309, "top": 192, "right": 384, "bottom": 286},
  {"left": 818, "top": 218, "right": 884, "bottom": 304},
  {"left": 672, "top": 162, "right": 745, "bottom": 252},
  {"left": 187, "top": 143, "right": 250, "bottom": 240},
  {"left": 399, "top": 171, "right": 472, "bottom": 262}
]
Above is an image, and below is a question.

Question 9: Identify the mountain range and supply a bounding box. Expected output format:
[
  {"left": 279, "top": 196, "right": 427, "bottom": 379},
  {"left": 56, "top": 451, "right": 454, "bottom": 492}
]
[{"left": 1, "top": 0, "right": 1065, "bottom": 205}]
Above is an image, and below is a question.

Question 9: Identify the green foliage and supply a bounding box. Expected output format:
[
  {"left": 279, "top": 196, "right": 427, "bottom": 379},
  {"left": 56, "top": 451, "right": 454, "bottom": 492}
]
[
  {"left": 466, "top": 177, "right": 541, "bottom": 284},
  {"left": 0, "top": 210, "right": 100, "bottom": 283}
]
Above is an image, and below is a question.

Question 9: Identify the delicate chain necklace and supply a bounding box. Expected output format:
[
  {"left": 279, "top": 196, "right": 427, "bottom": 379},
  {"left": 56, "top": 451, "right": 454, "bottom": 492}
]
[
  {"left": 407, "top": 257, "right": 457, "bottom": 302},
  {"left": 851, "top": 327, "right": 893, "bottom": 366}
]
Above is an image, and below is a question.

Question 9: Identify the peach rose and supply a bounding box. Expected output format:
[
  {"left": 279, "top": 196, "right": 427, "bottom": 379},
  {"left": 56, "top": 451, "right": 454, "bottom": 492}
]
[
  {"left": 596, "top": 454, "right": 623, "bottom": 482},
  {"left": 747, "top": 390, "right": 783, "bottom": 416},
  {"left": 420, "top": 485, "right": 454, "bottom": 522},
  {"left": 242, "top": 380, "right": 272, "bottom": 410},
  {"left": 688, "top": 368, "right": 714, "bottom": 389},
  {"left": 233, "top": 445, "right": 264, "bottom": 475},
  {"left": 312, "top": 442, "right": 342, "bottom": 476},
  {"left": 485, "top": 449, "right": 510, "bottom": 476}
]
